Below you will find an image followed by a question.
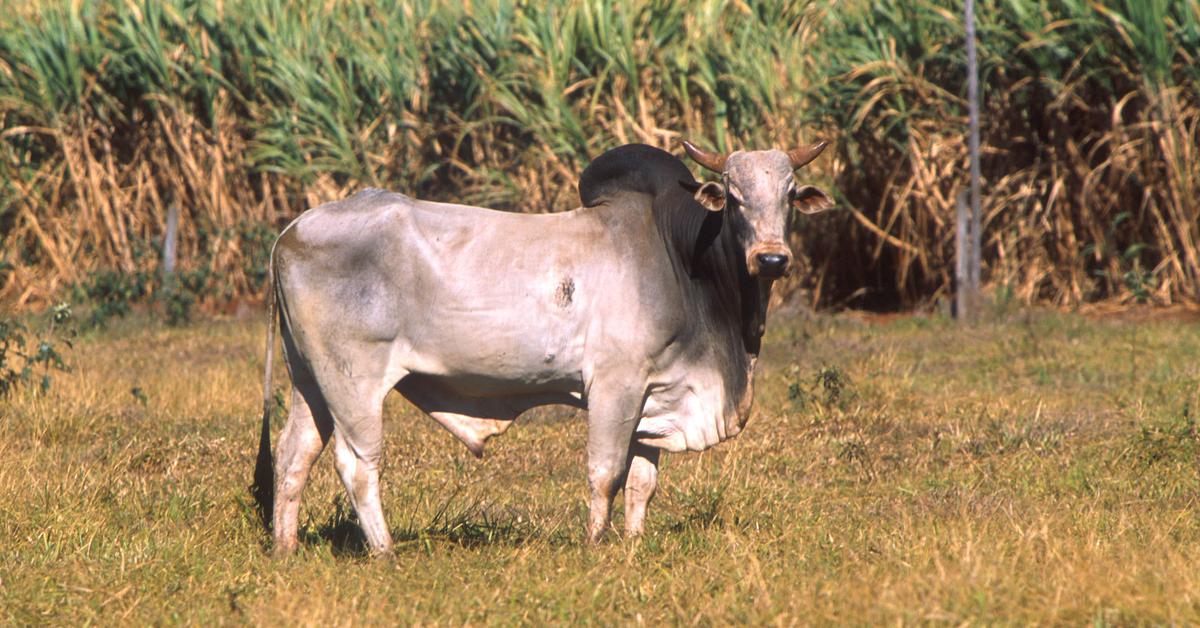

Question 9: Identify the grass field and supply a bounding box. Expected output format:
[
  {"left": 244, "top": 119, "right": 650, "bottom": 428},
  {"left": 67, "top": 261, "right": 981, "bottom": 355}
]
[{"left": 3, "top": 308, "right": 1200, "bottom": 623}]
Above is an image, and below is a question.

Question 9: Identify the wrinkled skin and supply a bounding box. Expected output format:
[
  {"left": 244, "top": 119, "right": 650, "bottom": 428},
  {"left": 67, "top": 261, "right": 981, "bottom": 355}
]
[{"left": 257, "top": 143, "right": 832, "bottom": 555}]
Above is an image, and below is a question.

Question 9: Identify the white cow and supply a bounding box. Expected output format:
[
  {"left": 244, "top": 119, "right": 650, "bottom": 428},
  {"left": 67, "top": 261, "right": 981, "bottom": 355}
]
[{"left": 252, "top": 141, "right": 833, "bottom": 555}]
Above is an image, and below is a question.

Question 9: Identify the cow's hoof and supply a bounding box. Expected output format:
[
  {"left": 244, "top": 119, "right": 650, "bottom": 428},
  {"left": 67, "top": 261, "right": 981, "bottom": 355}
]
[{"left": 367, "top": 546, "right": 395, "bottom": 560}]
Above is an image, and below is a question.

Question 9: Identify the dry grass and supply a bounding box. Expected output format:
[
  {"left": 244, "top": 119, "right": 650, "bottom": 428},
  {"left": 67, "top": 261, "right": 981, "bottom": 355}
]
[
  {"left": 2, "top": 0, "right": 1197, "bottom": 310},
  {"left": 0, "top": 0, "right": 814, "bottom": 308},
  {"left": 3, "top": 308, "right": 1199, "bottom": 623},
  {"left": 806, "top": 0, "right": 1200, "bottom": 307}
]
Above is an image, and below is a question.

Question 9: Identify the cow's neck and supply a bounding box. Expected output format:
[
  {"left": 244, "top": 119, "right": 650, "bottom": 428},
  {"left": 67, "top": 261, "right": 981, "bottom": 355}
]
[
  {"left": 657, "top": 199, "right": 771, "bottom": 432},
  {"left": 655, "top": 199, "right": 770, "bottom": 358}
]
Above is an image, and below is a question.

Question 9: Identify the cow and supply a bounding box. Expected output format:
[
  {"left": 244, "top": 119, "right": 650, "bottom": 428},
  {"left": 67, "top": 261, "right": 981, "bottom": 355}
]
[{"left": 252, "top": 140, "right": 833, "bottom": 555}]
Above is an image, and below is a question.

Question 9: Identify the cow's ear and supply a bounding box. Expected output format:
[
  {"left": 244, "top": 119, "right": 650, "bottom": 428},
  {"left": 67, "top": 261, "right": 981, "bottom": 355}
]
[
  {"left": 692, "top": 181, "right": 726, "bottom": 212},
  {"left": 791, "top": 185, "right": 834, "bottom": 214}
]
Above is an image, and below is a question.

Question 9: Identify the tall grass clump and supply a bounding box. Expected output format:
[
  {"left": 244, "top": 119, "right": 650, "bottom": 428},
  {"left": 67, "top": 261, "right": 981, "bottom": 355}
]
[
  {"left": 806, "top": 0, "right": 1200, "bottom": 307},
  {"left": 0, "top": 0, "right": 814, "bottom": 309},
  {"left": 0, "top": 0, "right": 1197, "bottom": 310}
]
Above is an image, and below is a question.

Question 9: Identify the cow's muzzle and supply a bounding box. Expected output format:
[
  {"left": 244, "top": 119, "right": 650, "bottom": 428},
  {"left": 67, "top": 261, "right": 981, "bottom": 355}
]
[
  {"left": 747, "top": 245, "right": 791, "bottom": 278},
  {"left": 756, "top": 253, "right": 789, "bottom": 277}
]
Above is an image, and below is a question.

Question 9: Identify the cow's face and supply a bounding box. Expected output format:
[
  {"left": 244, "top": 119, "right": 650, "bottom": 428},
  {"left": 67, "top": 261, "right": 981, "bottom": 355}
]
[{"left": 683, "top": 141, "right": 834, "bottom": 279}]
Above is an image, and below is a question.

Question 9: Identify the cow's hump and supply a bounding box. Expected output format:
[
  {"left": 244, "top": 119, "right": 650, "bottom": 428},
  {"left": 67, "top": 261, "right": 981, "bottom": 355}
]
[{"left": 578, "top": 144, "right": 697, "bottom": 208}]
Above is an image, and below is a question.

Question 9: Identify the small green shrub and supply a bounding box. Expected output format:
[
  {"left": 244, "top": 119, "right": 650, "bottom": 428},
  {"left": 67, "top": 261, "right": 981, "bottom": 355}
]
[
  {"left": 73, "top": 220, "right": 275, "bottom": 327},
  {"left": 816, "top": 366, "right": 852, "bottom": 406},
  {"left": 786, "top": 363, "right": 855, "bottom": 414},
  {"left": 75, "top": 269, "right": 151, "bottom": 328},
  {"left": 161, "top": 267, "right": 216, "bottom": 326},
  {"left": 1133, "top": 405, "right": 1200, "bottom": 467},
  {"left": 236, "top": 221, "right": 276, "bottom": 290},
  {"left": 0, "top": 302, "right": 73, "bottom": 397}
]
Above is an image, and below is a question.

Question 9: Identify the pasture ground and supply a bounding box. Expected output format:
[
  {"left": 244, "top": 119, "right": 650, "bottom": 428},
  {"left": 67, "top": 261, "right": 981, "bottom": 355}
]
[{"left": 3, "top": 308, "right": 1199, "bottom": 624}]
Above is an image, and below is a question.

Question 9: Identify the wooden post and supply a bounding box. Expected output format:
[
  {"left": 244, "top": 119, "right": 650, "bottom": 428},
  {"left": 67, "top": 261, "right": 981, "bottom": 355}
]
[
  {"left": 161, "top": 203, "right": 180, "bottom": 304},
  {"left": 956, "top": 190, "right": 969, "bottom": 318},
  {"left": 958, "top": 0, "right": 982, "bottom": 321},
  {"left": 162, "top": 203, "right": 179, "bottom": 277}
]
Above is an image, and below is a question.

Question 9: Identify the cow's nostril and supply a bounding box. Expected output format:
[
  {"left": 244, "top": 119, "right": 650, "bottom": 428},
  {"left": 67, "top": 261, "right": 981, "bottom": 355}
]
[{"left": 756, "top": 253, "right": 789, "bottom": 276}]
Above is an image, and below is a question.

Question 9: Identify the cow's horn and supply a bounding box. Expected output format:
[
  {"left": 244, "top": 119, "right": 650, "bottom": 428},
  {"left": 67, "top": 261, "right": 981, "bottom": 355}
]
[
  {"left": 787, "top": 141, "right": 828, "bottom": 169},
  {"left": 682, "top": 140, "right": 728, "bottom": 173}
]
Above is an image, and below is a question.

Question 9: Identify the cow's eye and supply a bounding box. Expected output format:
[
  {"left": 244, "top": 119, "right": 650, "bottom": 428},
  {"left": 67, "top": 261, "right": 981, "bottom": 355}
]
[{"left": 726, "top": 183, "right": 744, "bottom": 201}]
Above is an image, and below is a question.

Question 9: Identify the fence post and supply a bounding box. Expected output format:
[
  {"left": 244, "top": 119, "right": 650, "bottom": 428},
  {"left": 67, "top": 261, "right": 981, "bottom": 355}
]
[
  {"left": 162, "top": 203, "right": 179, "bottom": 299},
  {"left": 958, "top": 0, "right": 982, "bottom": 321},
  {"left": 956, "top": 191, "right": 969, "bottom": 318}
]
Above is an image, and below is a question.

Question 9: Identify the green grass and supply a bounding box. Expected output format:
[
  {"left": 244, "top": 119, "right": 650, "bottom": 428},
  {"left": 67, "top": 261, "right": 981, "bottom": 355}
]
[{"left": 3, "top": 309, "right": 1200, "bottom": 623}]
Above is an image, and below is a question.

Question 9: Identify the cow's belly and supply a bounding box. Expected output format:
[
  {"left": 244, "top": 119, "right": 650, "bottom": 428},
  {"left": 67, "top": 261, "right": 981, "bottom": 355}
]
[
  {"left": 404, "top": 363, "right": 582, "bottom": 397},
  {"left": 393, "top": 284, "right": 588, "bottom": 394},
  {"left": 634, "top": 366, "right": 740, "bottom": 453}
]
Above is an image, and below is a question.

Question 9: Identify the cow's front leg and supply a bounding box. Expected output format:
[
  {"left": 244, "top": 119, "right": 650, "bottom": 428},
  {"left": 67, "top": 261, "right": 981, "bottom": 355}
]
[
  {"left": 585, "top": 385, "right": 644, "bottom": 543},
  {"left": 623, "top": 443, "right": 660, "bottom": 536}
]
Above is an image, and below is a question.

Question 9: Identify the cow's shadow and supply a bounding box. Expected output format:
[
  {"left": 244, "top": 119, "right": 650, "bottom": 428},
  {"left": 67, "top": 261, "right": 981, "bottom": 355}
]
[
  {"left": 294, "top": 499, "right": 369, "bottom": 556},
  {"left": 300, "top": 497, "right": 554, "bottom": 557},
  {"left": 297, "top": 492, "right": 726, "bottom": 556}
]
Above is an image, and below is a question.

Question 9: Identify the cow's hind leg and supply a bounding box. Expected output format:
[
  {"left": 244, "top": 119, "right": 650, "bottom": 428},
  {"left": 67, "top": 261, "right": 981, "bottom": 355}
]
[
  {"left": 320, "top": 372, "right": 396, "bottom": 556},
  {"left": 623, "top": 444, "right": 660, "bottom": 536},
  {"left": 273, "top": 374, "right": 333, "bottom": 556},
  {"left": 331, "top": 427, "right": 390, "bottom": 555}
]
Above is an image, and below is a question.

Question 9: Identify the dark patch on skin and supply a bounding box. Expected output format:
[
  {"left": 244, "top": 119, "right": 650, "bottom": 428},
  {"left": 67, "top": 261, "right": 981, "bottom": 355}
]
[{"left": 555, "top": 277, "right": 574, "bottom": 308}]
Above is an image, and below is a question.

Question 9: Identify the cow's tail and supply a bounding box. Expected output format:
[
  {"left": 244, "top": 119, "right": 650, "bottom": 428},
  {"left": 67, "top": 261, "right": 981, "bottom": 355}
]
[{"left": 251, "top": 260, "right": 277, "bottom": 531}]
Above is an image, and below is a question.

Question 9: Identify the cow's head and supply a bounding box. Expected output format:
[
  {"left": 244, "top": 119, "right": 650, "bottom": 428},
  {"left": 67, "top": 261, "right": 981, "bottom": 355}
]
[{"left": 682, "top": 140, "right": 834, "bottom": 279}]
